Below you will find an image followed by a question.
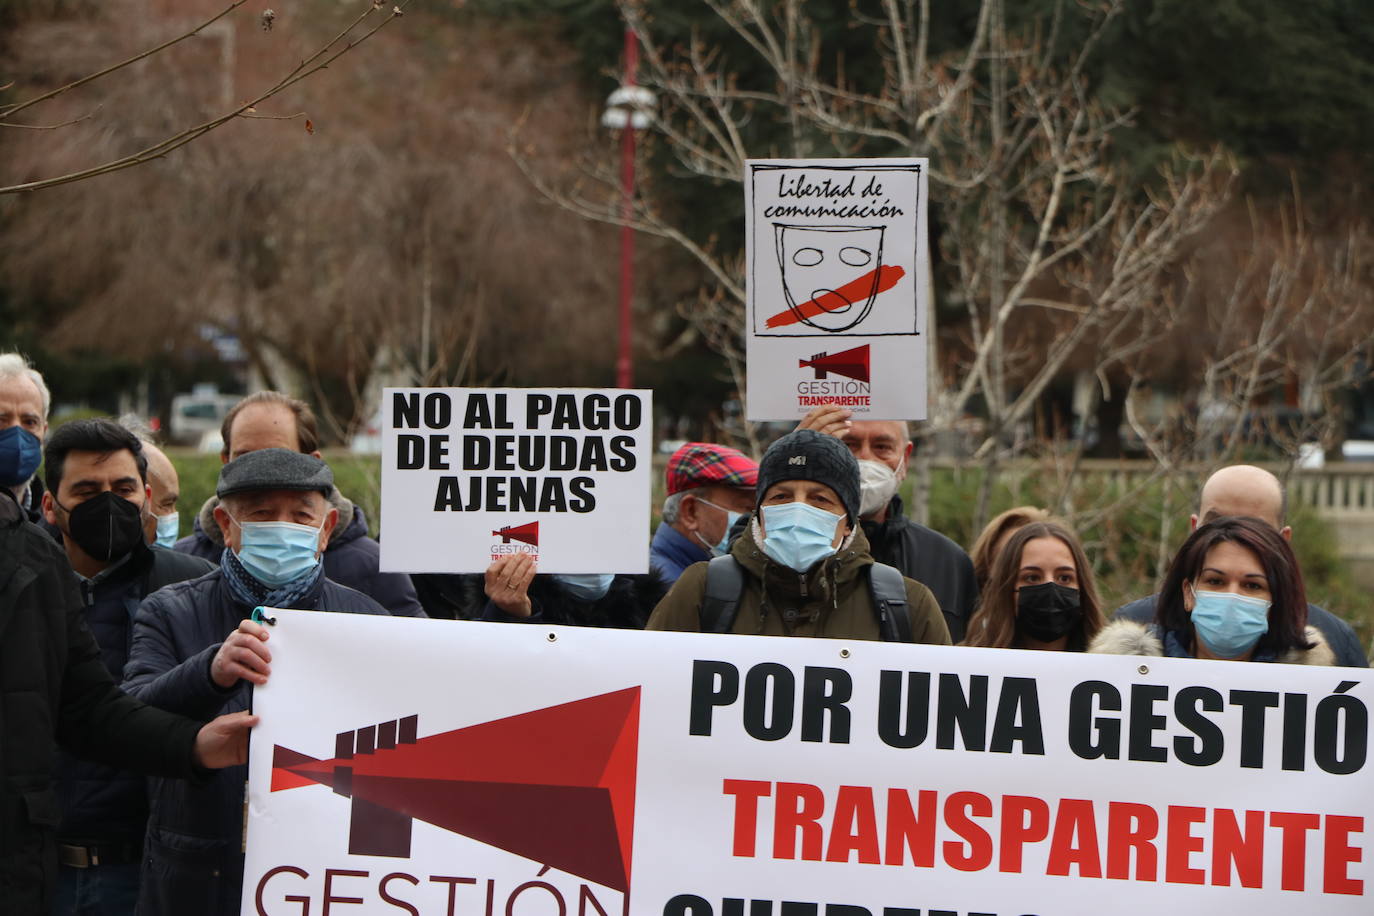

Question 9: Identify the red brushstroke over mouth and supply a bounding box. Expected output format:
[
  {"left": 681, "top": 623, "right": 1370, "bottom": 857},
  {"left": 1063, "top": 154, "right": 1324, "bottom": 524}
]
[{"left": 766, "top": 264, "right": 905, "bottom": 329}]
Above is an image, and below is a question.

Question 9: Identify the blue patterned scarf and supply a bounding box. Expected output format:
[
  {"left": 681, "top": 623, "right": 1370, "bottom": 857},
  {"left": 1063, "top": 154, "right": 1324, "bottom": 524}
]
[{"left": 220, "top": 547, "right": 323, "bottom": 610}]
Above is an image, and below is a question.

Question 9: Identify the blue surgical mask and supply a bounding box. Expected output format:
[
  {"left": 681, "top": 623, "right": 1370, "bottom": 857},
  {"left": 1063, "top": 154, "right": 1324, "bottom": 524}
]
[
  {"left": 693, "top": 497, "right": 742, "bottom": 556},
  {"left": 554, "top": 573, "right": 615, "bottom": 602},
  {"left": 232, "top": 517, "right": 324, "bottom": 587},
  {"left": 1189, "top": 587, "right": 1271, "bottom": 659},
  {"left": 0, "top": 425, "right": 42, "bottom": 488},
  {"left": 154, "top": 511, "right": 180, "bottom": 549},
  {"left": 760, "top": 501, "right": 843, "bottom": 573}
]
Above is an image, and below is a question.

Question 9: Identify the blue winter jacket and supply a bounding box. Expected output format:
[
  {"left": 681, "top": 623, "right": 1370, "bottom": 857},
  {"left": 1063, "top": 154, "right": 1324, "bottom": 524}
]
[{"left": 122, "top": 569, "right": 388, "bottom": 916}]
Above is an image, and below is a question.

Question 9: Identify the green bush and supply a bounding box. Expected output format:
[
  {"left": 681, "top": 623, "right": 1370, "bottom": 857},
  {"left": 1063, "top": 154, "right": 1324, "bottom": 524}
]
[{"left": 167, "top": 449, "right": 1370, "bottom": 651}]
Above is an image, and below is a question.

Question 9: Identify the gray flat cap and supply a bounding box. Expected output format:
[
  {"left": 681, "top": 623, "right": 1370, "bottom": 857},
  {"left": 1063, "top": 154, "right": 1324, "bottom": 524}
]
[{"left": 216, "top": 447, "right": 333, "bottom": 498}]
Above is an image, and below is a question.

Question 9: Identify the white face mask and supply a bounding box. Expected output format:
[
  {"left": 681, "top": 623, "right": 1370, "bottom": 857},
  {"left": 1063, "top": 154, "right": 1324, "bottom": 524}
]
[{"left": 857, "top": 459, "right": 899, "bottom": 517}]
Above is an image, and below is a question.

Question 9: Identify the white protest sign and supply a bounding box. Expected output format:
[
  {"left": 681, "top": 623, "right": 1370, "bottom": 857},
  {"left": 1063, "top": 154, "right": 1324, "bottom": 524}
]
[
  {"left": 745, "top": 158, "right": 929, "bottom": 421},
  {"left": 378, "top": 388, "right": 651, "bottom": 574},
  {"left": 244, "top": 610, "right": 1371, "bottom": 916}
]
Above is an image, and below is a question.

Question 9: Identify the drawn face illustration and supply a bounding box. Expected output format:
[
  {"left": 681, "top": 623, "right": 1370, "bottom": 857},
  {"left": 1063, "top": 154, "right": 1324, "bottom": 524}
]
[{"left": 774, "top": 224, "right": 885, "bottom": 332}]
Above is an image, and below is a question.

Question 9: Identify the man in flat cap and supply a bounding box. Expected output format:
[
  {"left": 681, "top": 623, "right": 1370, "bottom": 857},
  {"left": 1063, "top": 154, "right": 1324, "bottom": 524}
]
[
  {"left": 122, "top": 448, "right": 390, "bottom": 916},
  {"left": 650, "top": 441, "right": 759, "bottom": 584}
]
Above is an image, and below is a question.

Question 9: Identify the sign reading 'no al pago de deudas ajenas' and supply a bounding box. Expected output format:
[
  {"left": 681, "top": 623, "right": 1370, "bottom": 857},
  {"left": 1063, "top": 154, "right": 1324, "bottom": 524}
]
[
  {"left": 378, "top": 388, "right": 651, "bottom": 574},
  {"left": 745, "top": 158, "right": 930, "bottom": 421}
]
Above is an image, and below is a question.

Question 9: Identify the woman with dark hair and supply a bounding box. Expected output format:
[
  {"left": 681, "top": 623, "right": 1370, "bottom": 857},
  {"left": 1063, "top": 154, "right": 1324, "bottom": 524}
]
[
  {"left": 968, "top": 505, "right": 1050, "bottom": 590},
  {"left": 1090, "top": 516, "right": 1334, "bottom": 664},
  {"left": 962, "top": 520, "right": 1106, "bottom": 651}
]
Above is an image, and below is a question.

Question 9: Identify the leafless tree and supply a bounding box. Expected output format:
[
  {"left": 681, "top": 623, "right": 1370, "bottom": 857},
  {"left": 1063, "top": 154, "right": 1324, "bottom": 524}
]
[
  {"left": 1, "top": 6, "right": 623, "bottom": 438},
  {"left": 0, "top": 1, "right": 410, "bottom": 194},
  {"left": 516, "top": 0, "right": 1236, "bottom": 527}
]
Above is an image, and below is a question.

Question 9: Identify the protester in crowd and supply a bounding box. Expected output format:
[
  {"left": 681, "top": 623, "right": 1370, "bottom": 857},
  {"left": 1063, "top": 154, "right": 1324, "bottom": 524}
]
[
  {"left": 649, "top": 441, "right": 759, "bottom": 583},
  {"left": 174, "top": 390, "right": 426, "bottom": 616},
  {"left": 647, "top": 429, "right": 950, "bottom": 643},
  {"left": 124, "top": 448, "right": 391, "bottom": 916},
  {"left": 0, "top": 351, "right": 50, "bottom": 522},
  {"left": 1114, "top": 464, "right": 1366, "bottom": 666},
  {"left": 139, "top": 436, "right": 185, "bottom": 549},
  {"left": 969, "top": 505, "right": 1050, "bottom": 590},
  {"left": 479, "top": 552, "right": 669, "bottom": 628},
  {"left": 961, "top": 520, "right": 1105, "bottom": 651},
  {"left": 0, "top": 486, "right": 254, "bottom": 914},
  {"left": 38, "top": 419, "right": 215, "bottom": 913},
  {"left": 1093, "top": 516, "right": 1334, "bottom": 664},
  {"left": 797, "top": 403, "right": 978, "bottom": 640}
]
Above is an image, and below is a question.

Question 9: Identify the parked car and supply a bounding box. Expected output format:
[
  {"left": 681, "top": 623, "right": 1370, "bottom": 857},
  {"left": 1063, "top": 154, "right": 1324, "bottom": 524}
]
[{"left": 168, "top": 387, "right": 241, "bottom": 444}]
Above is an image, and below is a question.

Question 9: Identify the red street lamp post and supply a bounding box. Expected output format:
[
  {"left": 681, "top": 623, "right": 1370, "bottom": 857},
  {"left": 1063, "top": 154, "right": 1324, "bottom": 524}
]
[{"left": 601, "top": 29, "right": 654, "bottom": 389}]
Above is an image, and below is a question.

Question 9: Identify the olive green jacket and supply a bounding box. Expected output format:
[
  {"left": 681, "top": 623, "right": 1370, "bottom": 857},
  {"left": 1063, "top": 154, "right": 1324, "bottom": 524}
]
[{"left": 646, "top": 522, "right": 951, "bottom": 644}]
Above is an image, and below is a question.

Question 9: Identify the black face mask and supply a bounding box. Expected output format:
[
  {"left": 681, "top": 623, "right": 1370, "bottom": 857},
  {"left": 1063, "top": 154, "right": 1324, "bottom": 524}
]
[
  {"left": 59, "top": 491, "right": 146, "bottom": 563},
  {"left": 1016, "top": 580, "right": 1083, "bottom": 643}
]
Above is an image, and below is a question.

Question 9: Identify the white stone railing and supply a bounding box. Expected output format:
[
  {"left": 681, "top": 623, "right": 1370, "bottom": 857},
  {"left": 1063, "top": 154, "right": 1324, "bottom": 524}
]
[{"left": 1292, "top": 467, "right": 1374, "bottom": 517}]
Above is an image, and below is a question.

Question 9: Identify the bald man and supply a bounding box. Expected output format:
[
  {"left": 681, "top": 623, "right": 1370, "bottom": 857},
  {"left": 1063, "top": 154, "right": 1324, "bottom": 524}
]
[
  {"left": 1115, "top": 464, "right": 1367, "bottom": 667},
  {"left": 141, "top": 440, "right": 183, "bottom": 548},
  {"left": 798, "top": 404, "right": 979, "bottom": 640}
]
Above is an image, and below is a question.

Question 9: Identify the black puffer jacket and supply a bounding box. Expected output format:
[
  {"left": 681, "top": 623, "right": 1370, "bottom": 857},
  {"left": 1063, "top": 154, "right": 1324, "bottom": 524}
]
[
  {"left": 58, "top": 545, "right": 214, "bottom": 848},
  {"left": 862, "top": 495, "right": 979, "bottom": 641},
  {"left": 122, "top": 569, "right": 389, "bottom": 916},
  {"left": 0, "top": 496, "right": 202, "bottom": 914}
]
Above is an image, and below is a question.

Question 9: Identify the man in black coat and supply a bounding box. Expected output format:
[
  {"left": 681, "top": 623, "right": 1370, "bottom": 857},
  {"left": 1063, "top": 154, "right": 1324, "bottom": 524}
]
[
  {"left": 124, "top": 448, "right": 391, "bottom": 916},
  {"left": 39, "top": 419, "right": 215, "bottom": 913},
  {"left": 173, "top": 390, "right": 425, "bottom": 616},
  {"left": 0, "top": 490, "right": 254, "bottom": 914},
  {"left": 799, "top": 406, "right": 979, "bottom": 640}
]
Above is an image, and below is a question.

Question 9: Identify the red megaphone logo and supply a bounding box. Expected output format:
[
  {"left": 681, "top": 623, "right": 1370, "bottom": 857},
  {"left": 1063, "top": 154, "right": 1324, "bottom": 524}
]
[
  {"left": 271, "top": 688, "right": 641, "bottom": 894},
  {"left": 798, "top": 345, "right": 870, "bottom": 383},
  {"left": 491, "top": 521, "right": 539, "bottom": 546}
]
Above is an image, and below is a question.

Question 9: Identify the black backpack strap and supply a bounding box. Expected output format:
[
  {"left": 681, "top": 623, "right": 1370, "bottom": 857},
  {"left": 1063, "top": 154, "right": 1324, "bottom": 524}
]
[
  {"left": 699, "top": 555, "right": 746, "bottom": 634},
  {"left": 868, "top": 562, "right": 912, "bottom": 642}
]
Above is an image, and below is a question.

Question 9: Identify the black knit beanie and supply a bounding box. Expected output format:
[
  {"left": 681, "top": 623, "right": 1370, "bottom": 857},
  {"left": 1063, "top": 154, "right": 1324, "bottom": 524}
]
[{"left": 755, "top": 429, "right": 860, "bottom": 523}]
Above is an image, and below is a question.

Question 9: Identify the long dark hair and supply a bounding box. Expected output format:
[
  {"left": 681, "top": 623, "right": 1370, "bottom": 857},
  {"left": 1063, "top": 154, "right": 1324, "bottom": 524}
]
[
  {"left": 963, "top": 521, "right": 1105, "bottom": 650},
  {"left": 1157, "top": 516, "right": 1310, "bottom": 656}
]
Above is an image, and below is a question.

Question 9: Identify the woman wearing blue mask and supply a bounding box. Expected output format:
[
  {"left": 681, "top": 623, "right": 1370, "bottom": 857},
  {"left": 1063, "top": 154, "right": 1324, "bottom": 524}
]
[
  {"left": 646, "top": 429, "right": 950, "bottom": 644},
  {"left": 1091, "top": 516, "right": 1334, "bottom": 664}
]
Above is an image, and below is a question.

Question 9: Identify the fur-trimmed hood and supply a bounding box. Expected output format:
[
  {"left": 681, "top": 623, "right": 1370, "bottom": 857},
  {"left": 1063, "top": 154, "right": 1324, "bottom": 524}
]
[{"left": 1090, "top": 620, "right": 1335, "bottom": 666}]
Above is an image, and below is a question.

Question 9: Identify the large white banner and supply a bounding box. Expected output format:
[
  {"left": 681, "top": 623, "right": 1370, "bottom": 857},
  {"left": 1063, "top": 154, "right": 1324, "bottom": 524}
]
[
  {"left": 378, "top": 388, "right": 652, "bottom": 574},
  {"left": 244, "top": 610, "right": 1371, "bottom": 916},
  {"left": 745, "top": 158, "right": 930, "bottom": 421}
]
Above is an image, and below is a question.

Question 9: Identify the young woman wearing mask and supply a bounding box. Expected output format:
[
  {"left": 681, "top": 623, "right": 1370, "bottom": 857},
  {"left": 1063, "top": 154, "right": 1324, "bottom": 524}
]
[
  {"left": 1091, "top": 516, "right": 1334, "bottom": 664},
  {"left": 961, "top": 520, "right": 1105, "bottom": 651}
]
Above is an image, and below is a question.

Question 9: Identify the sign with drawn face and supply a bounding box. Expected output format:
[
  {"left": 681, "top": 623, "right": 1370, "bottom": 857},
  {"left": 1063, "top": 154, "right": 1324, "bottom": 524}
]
[
  {"left": 746, "top": 159, "right": 929, "bottom": 420},
  {"left": 774, "top": 224, "right": 888, "bottom": 332}
]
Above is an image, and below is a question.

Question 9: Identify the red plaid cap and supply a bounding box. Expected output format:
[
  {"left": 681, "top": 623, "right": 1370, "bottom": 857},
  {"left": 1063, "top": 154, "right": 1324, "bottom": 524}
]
[{"left": 665, "top": 442, "right": 759, "bottom": 495}]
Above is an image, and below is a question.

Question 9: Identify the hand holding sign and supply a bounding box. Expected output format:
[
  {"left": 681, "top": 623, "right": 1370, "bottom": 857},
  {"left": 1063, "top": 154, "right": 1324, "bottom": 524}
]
[
  {"left": 211, "top": 618, "right": 273, "bottom": 688},
  {"left": 485, "top": 552, "right": 537, "bottom": 617},
  {"left": 795, "top": 402, "right": 854, "bottom": 437}
]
